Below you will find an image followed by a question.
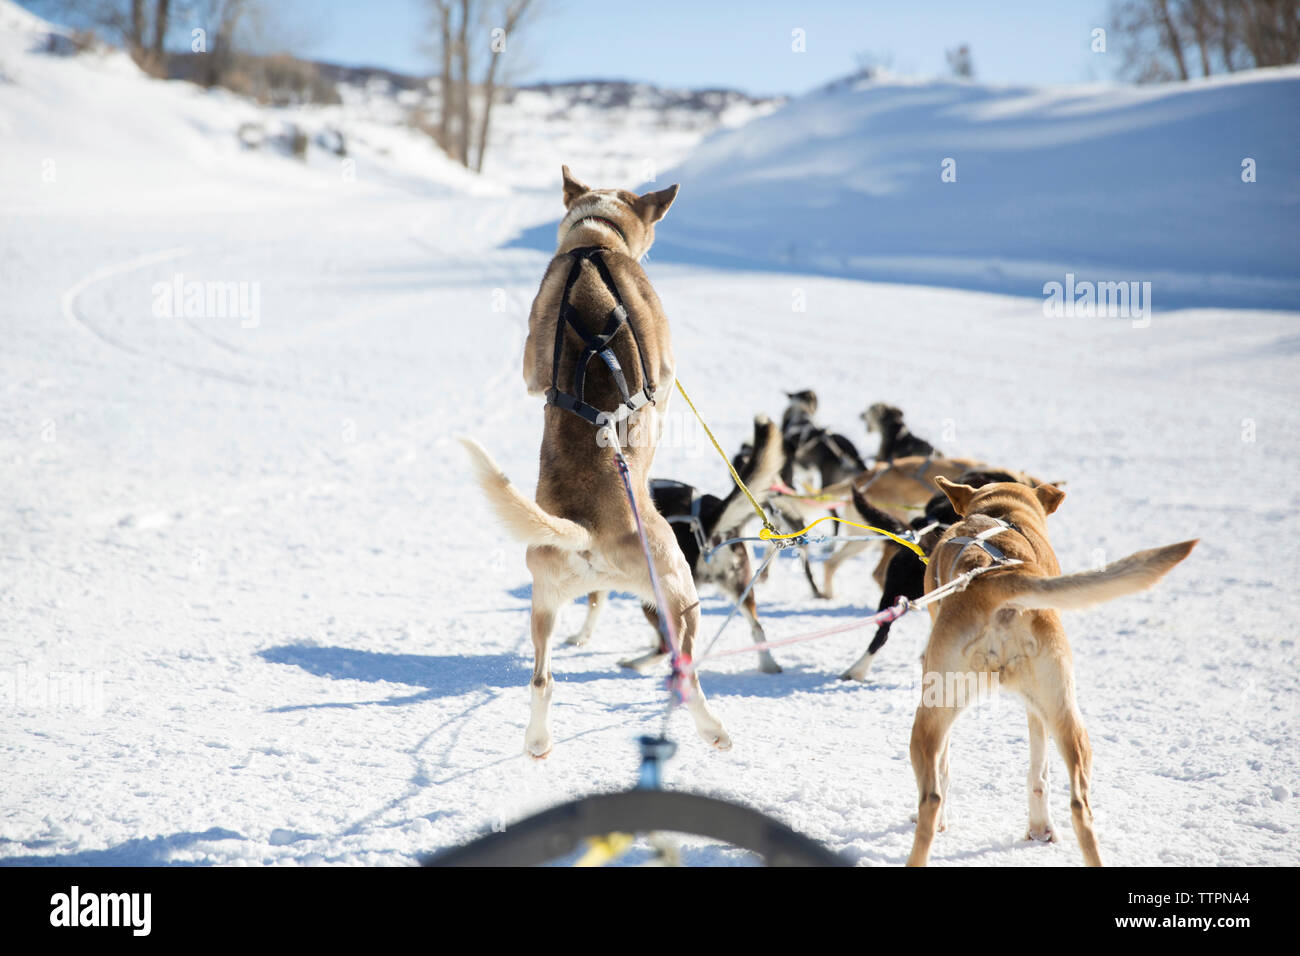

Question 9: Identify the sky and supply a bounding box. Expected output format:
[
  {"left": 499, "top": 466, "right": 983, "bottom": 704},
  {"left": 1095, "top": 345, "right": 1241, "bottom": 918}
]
[
  {"left": 286, "top": 0, "right": 1116, "bottom": 94},
  {"left": 22, "top": 1, "right": 1120, "bottom": 95}
]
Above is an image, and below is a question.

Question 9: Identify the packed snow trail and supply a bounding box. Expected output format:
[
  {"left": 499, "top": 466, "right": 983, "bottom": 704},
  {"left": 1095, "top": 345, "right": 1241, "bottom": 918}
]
[{"left": 5, "top": 184, "right": 1296, "bottom": 865}]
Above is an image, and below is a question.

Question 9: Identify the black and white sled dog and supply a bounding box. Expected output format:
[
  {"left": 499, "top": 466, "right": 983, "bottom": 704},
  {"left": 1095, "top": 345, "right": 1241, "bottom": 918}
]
[
  {"left": 861, "top": 402, "right": 938, "bottom": 462},
  {"left": 567, "top": 415, "right": 787, "bottom": 674},
  {"left": 780, "top": 390, "right": 869, "bottom": 490}
]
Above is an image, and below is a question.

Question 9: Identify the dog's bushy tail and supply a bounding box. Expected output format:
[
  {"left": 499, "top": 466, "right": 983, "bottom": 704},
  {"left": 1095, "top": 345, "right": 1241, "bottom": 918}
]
[
  {"left": 992, "top": 540, "right": 1197, "bottom": 612},
  {"left": 458, "top": 437, "right": 593, "bottom": 551},
  {"left": 714, "top": 415, "right": 784, "bottom": 535}
]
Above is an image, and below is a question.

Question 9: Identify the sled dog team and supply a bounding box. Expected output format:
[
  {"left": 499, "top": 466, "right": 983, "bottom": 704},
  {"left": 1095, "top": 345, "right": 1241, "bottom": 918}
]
[{"left": 461, "top": 168, "right": 1196, "bottom": 867}]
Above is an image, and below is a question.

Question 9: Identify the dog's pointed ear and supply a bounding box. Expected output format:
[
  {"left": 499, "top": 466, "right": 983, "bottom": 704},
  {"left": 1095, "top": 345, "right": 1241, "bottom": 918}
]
[
  {"left": 935, "top": 476, "right": 976, "bottom": 517},
  {"left": 635, "top": 183, "right": 678, "bottom": 223},
  {"left": 1035, "top": 483, "right": 1066, "bottom": 515},
  {"left": 561, "top": 165, "right": 589, "bottom": 207}
]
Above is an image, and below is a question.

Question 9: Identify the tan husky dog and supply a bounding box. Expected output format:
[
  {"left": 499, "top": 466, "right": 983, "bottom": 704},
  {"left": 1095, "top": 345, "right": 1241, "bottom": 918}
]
[
  {"left": 460, "top": 166, "right": 730, "bottom": 758},
  {"left": 905, "top": 477, "right": 1195, "bottom": 866}
]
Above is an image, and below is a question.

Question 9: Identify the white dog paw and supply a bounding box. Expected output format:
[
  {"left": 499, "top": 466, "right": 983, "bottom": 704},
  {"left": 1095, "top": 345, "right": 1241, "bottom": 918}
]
[
  {"left": 699, "top": 724, "right": 732, "bottom": 751},
  {"left": 524, "top": 730, "right": 552, "bottom": 760}
]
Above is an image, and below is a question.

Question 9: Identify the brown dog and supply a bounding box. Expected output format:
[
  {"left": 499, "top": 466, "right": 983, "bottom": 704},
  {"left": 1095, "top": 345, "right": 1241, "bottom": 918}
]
[
  {"left": 905, "top": 477, "right": 1196, "bottom": 867},
  {"left": 460, "top": 166, "right": 730, "bottom": 758}
]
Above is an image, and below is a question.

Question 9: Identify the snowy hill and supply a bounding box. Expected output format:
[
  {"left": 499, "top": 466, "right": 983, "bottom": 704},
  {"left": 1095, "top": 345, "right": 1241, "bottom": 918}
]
[
  {"left": 645, "top": 68, "right": 1300, "bottom": 309},
  {"left": 0, "top": 4, "right": 779, "bottom": 211},
  {"left": 1, "top": 0, "right": 1297, "bottom": 868}
]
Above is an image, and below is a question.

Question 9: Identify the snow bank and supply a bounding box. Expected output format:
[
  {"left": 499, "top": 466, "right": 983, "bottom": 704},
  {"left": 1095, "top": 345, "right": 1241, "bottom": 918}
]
[
  {"left": 0, "top": 0, "right": 492, "bottom": 215},
  {"left": 646, "top": 69, "right": 1300, "bottom": 309}
]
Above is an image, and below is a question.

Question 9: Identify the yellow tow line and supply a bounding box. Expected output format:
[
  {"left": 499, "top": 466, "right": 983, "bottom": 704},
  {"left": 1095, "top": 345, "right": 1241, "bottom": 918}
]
[{"left": 674, "top": 379, "right": 928, "bottom": 564}]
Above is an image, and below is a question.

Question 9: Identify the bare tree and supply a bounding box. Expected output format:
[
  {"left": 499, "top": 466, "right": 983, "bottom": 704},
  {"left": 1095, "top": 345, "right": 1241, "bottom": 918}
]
[
  {"left": 1111, "top": 0, "right": 1299, "bottom": 82},
  {"left": 1155, "top": 0, "right": 1191, "bottom": 78},
  {"left": 32, "top": 0, "right": 243, "bottom": 76},
  {"left": 425, "top": 0, "right": 540, "bottom": 171},
  {"left": 32, "top": 0, "right": 170, "bottom": 68},
  {"left": 1242, "top": 0, "right": 1300, "bottom": 65},
  {"left": 130, "top": 0, "right": 145, "bottom": 51},
  {"left": 472, "top": 0, "right": 535, "bottom": 172},
  {"left": 152, "top": 0, "right": 170, "bottom": 62},
  {"left": 429, "top": 1, "right": 455, "bottom": 152},
  {"left": 191, "top": 0, "right": 250, "bottom": 87},
  {"left": 455, "top": 0, "right": 471, "bottom": 166},
  {"left": 945, "top": 44, "right": 974, "bottom": 78}
]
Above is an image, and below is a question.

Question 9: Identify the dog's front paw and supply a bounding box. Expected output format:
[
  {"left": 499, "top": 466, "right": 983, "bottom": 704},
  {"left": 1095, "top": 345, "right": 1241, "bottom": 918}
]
[
  {"left": 564, "top": 631, "right": 590, "bottom": 647},
  {"left": 840, "top": 656, "right": 874, "bottom": 682},
  {"left": 758, "top": 656, "right": 783, "bottom": 675},
  {"left": 703, "top": 726, "right": 732, "bottom": 751},
  {"left": 1025, "top": 822, "right": 1058, "bottom": 843}
]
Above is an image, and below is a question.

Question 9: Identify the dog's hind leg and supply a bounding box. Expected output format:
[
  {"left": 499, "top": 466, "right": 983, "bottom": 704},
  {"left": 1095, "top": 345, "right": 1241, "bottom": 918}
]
[
  {"left": 677, "top": 590, "right": 731, "bottom": 750},
  {"left": 841, "top": 609, "right": 894, "bottom": 681},
  {"left": 723, "top": 544, "right": 780, "bottom": 674},
  {"left": 740, "top": 590, "right": 780, "bottom": 674},
  {"left": 565, "top": 591, "right": 607, "bottom": 647},
  {"left": 1021, "top": 660, "right": 1102, "bottom": 866},
  {"left": 906, "top": 702, "right": 961, "bottom": 866},
  {"left": 621, "top": 521, "right": 731, "bottom": 750},
  {"left": 524, "top": 597, "right": 559, "bottom": 759},
  {"left": 871, "top": 546, "right": 894, "bottom": 591},
  {"left": 1053, "top": 705, "right": 1102, "bottom": 866},
  {"left": 641, "top": 603, "right": 671, "bottom": 649},
  {"left": 799, "top": 546, "right": 825, "bottom": 599},
  {"left": 734, "top": 579, "right": 781, "bottom": 675},
  {"left": 841, "top": 552, "right": 925, "bottom": 681},
  {"left": 1024, "top": 709, "right": 1057, "bottom": 843},
  {"left": 821, "top": 539, "right": 871, "bottom": 600},
  {"left": 937, "top": 737, "right": 952, "bottom": 832},
  {"left": 617, "top": 604, "right": 671, "bottom": 673}
]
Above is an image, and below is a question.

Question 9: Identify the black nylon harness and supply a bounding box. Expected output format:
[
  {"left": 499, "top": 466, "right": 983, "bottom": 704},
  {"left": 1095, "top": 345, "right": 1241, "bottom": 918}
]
[{"left": 545, "top": 246, "right": 656, "bottom": 427}]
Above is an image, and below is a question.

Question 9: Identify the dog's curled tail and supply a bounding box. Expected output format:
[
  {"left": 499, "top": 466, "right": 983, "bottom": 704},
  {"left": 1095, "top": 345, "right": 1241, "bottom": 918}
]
[
  {"left": 994, "top": 539, "right": 1197, "bottom": 612},
  {"left": 850, "top": 482, "right": 910, "bottom": 538},
  {"left": 458, "top": 437, "right": 593, "bottom": 551}
]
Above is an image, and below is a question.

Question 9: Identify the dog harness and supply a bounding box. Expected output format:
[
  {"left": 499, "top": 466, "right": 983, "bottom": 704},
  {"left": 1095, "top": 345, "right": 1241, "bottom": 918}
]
[
  {"left": 938, "top": 517, "right": 1021, "bottom": 582},
  {"left": 545, "top": 246, "right": 656, "bottom": 427},
  {"left": 651, "top": 479, "right": 710, "bottom": 554}
]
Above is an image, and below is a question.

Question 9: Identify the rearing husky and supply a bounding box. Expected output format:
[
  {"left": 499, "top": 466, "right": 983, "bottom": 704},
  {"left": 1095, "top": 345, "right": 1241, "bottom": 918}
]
[{"left": 460, "top": 166, "right": 730, "bottom": 758}]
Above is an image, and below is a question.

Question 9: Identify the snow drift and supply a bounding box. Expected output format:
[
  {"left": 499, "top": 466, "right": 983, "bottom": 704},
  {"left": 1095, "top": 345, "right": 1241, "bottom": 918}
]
[{"left": 641, "top": 69, "right": 1300, "bottom": 309}]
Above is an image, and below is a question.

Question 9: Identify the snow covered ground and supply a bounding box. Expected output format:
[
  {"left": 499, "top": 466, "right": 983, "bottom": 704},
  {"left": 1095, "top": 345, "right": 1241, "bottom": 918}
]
[{"left": 1, "top": 2, "right": 1297, "bottom": 866}]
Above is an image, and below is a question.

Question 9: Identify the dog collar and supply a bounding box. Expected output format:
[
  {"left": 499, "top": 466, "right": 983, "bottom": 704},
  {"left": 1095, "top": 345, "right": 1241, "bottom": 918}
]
[{"left": 567, "top": 215, "right": 629, "bottom": 247}]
